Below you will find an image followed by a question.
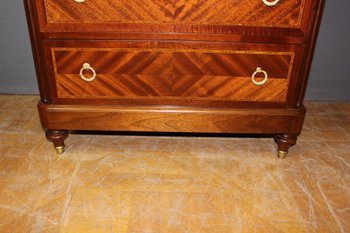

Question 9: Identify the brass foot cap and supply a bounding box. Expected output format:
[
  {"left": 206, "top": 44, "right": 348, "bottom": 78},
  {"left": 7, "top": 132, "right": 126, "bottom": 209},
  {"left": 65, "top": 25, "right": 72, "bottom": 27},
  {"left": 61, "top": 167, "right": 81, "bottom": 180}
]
[
  {"left": 277, "top": 151, "right": 287, "bottom": 159},
  {"left": 55, "top": 146, "right": 65, "bottom": 154}
]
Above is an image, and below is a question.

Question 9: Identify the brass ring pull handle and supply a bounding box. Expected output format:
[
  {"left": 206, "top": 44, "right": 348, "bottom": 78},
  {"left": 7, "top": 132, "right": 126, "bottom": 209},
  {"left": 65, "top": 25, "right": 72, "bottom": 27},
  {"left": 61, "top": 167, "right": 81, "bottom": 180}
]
[
  {"left": 80, "top": 63, "right": 96, "bottom": 82},
  {"left": 74, "top": 0, "right": 86, "bottom": 3},
  {"left": 251, "top": 67, "right": 268, "bottom": 86},
  {"left": 262, "top": 0, "right": 280, "bottom": 6}
]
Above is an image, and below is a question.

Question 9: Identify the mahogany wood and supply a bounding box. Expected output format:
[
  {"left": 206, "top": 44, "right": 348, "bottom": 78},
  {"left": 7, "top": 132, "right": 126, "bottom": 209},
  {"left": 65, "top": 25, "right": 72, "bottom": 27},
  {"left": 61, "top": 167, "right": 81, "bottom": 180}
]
[
  {"left": 45, "top": 130, "right": 69, "bottom": 151},
  {"left": 44, "top": 0, "right": 304, "bottom": 26},
  {"left": 38, "top": 103, "right": 306, "bottom": 134},
  {"left": 35, "top": 0, "right": 310, "bottom": 39},
  {"left": 274, "top": 134, "right": 298, "bottom": 158},
  {"left": 24, "top": 0, "right": 325, "bottom": 157},
  {"left": 52, "top": 47, "right": 293, "bottom": 102},
  {"left": 42, "top": 40, "right": 304, "bottom": 107}
]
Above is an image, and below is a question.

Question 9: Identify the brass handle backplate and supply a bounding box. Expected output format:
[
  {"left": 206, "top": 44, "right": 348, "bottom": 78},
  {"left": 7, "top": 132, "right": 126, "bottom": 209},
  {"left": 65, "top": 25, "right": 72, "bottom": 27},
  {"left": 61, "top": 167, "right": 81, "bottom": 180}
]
[
  {"left": 262, "top": 0, "right": 280, "bottom": 6},
  {"left": 80, "top": 63, "right": 96, "bottom": 82},
  {"left": 251, "top": 67, "right": 268, "bottom": 86}
]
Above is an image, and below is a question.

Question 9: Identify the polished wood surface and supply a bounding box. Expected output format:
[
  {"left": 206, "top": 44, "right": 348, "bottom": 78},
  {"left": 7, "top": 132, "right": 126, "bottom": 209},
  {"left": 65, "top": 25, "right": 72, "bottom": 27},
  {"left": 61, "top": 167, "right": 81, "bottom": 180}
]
[
  {"left": 45, "top": 129, "right": 69, "bottom": 152},
  {"left": 52, "top": 47, "right": 293, "bottom": 102},
  {"left": 44, "top": 0, "right": 304, "bottom": 27},
  {"left": 42, "top": 40, "right": 304, "bottom": 107},
  {"left": 38, "top": 103, "right": 306, "bottom": 133},
  {"left": 34, "top": 0, "right": 318, "bottom": 42},
  {"left": 24, "top": 0, "right": 325, "bottom": 156}
]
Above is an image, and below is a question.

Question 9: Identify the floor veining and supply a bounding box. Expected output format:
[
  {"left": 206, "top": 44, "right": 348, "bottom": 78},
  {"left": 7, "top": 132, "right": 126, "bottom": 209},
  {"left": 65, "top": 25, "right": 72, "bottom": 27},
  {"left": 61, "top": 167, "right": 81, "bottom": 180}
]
[{"left": 0, "top": 95, "right": 349, "bottom": 232}]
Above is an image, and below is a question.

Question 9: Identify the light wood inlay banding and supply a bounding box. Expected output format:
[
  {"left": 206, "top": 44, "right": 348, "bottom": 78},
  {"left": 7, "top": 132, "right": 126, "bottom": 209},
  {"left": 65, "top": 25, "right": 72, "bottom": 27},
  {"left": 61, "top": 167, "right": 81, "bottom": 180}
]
[{"left": 52, "top": 47, "right": 294, "bottom": 103}]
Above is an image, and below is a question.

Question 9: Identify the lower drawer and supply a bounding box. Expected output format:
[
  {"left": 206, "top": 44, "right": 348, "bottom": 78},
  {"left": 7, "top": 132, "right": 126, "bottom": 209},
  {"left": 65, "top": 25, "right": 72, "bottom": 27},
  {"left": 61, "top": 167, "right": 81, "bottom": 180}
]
[{"left": 43, "top": 41, "right": 303, "bottom": 106}]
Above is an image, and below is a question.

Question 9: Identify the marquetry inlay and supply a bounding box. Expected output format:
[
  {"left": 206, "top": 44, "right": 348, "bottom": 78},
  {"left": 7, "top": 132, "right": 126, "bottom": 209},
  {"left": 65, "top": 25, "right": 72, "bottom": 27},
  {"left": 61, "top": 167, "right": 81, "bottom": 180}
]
[
  {"left": 44, "top": 0, "right": 305, "bottom": 28},
  {"left": 25, "top": 0, "right": 324, "bottom": 156},
  {"left": 52, "top": 47, "right": 295, "bottom": 102}
]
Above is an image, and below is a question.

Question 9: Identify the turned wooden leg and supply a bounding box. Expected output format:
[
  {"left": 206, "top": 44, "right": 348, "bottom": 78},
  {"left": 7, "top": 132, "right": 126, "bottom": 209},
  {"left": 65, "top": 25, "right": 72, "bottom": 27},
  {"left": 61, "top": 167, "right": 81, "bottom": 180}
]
[
  {"left": 45, "top": 130, "right": 69, "bottom": 154},
  {"left": 274, "top": 134, "right": 297, "bottom": 159}
]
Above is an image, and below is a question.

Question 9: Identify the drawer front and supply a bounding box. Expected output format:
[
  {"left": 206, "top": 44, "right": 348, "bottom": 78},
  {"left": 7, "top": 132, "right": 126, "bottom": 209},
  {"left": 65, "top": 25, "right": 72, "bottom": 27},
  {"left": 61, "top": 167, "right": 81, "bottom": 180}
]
[
  {"left": 47, "top": 42, "right": 298, "bottom": 104},
  {"left": 39, "top": 0, "right": 308, "bottom": 34}
]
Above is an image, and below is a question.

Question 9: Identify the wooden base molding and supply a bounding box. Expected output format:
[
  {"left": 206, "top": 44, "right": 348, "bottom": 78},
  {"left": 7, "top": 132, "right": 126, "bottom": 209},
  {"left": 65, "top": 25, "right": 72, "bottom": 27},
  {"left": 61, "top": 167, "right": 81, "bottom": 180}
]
[{"left": 39, "top": 103, "right": 305, "bottom": 157}]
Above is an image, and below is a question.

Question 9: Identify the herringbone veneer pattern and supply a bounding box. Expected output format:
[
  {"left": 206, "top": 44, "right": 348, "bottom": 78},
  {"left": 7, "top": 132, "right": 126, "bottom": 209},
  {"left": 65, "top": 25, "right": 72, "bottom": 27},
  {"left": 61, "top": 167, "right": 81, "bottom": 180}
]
[
  {"left": 53, "top": 49, "right": 293, "bottom": 102},
  {"left": 45, "top": 0, "right": 304, "bottom": 27}
]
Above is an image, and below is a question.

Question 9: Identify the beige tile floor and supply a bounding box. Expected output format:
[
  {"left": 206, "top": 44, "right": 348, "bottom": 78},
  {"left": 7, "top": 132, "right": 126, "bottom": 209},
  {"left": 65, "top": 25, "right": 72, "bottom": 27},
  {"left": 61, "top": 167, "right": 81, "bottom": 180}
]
[{"left": 0, "top": 94, "right": 349, "bottom": 233}]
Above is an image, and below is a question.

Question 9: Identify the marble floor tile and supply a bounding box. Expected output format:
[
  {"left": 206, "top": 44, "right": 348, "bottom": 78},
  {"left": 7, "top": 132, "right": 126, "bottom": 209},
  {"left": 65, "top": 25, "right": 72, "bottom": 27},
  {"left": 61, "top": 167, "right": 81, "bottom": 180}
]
[
  {"left": 0, "top": 154, "right": 80, "bottom": 232},
  {"left": 0, "top": 95, "right": 38, "bottom": 110},
  {"left": 0, "top": 95, "right": 349, "bottom": 233}
]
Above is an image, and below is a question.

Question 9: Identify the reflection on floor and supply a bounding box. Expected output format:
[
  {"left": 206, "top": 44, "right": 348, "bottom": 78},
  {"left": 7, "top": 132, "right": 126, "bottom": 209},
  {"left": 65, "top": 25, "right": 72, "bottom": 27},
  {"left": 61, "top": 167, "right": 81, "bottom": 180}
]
[{"left": 0, "top": 95, "right": 349, "bottom": 233}]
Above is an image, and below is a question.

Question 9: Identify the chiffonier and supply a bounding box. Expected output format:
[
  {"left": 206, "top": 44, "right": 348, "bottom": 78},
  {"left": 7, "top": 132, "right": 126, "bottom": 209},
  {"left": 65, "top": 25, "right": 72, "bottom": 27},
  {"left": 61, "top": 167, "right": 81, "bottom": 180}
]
[{"left": 24, "top": 0, "right": 325, "bottom": 158}]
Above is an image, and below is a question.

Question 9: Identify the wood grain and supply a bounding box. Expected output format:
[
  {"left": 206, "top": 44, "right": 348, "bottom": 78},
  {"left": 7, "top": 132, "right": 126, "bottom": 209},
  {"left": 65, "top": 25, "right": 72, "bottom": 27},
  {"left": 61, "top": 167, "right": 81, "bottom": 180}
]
[
  {"left": 24, "top": 0, "right": 325, "bottom": 155},
  {"left": 52, "top": 48, "right": 293, "bottom": 102},
  {"left": 33, "top": 0, "right": 321, "bottom": 43},
  {"left": 44, "top": 0, "right": 304, "bottom": 28},
  {"left": 36, "top": 0, "right": 310, "bottom": 41},
  {"left": 38, "top": 103, "right": 306, "bottom": 134}
]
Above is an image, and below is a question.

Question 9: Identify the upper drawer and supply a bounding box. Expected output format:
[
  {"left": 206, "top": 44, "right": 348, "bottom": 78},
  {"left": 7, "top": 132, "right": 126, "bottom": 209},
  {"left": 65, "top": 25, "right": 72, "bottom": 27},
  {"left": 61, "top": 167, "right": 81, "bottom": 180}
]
[
  {"left": 44, "top": 0, "right": 304, "bottom": 27},
  {"left": 34, "top": 0, "right": 317, "bottom": 38}
]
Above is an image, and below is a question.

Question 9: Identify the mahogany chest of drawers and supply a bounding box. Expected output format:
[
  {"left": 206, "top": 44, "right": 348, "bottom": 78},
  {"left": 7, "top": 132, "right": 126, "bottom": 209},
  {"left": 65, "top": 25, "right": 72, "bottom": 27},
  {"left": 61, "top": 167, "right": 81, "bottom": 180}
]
[{"left": 24, "top": 0, "right": 325, "bottom": 158}]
